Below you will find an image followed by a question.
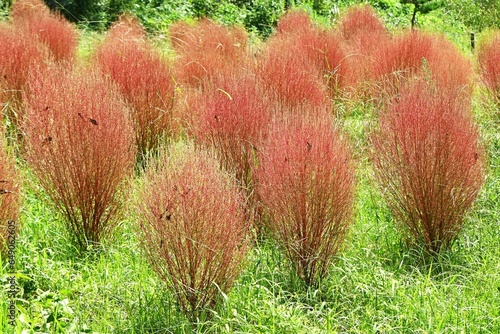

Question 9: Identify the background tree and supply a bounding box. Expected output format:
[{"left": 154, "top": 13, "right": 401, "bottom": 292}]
[{"left": 400, "top": 0, "right": 444, "bottom": 29}]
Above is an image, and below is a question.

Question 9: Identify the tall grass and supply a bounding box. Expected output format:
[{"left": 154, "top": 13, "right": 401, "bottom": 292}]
[{"left": 0, "top": 122, "right": 21, "bottom": 258}]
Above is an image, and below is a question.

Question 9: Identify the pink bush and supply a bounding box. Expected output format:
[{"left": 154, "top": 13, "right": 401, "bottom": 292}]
[
  {"left": 169, "top": 19, "right": 249, "bottom": 88},
  {"left": 256, "top": 114, "right": 355, "bottom": 286},
  {"left": 137, "top": 145, "right": 249, "bottom": 315},
  {"left": 95, "top": 15, "right": 176, "bottom": 156},
  {"left": 337, "top": 4, "right": 389, "bottom": 89},
  {"left": 0, "top": 23, "right": 50, "bottom": 123},
  {"left": 23, "top": 65, "right": 135, "bottom": 251},
  {"left": 11, "top": 0, "right": 78, "bottom": 62},
  {"left": 372, "top": 30, "right": 472, "bottom": 98},
  {"left": 257, "top": 36, "right": 331, "bottom": 116},
  {"left": 189, "top": 71, "right": 271, "bottom": 190},
  {"left": 276, "top": 9, "right": 315, "bottom": 35},
  {"left": 271, "top": 10, "right": 349, "bottom": 95},
  {"left": 371, "top": 79, "right": 485, "bottom": 253},
  {"left": 338, "top": 4, "right": 387, "bottom": 47},
  {"left": 478, "top": 30, "right": 500, "bottom": 102}
]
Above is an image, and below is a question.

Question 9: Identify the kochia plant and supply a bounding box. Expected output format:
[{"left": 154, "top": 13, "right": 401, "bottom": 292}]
[
  {"left": 477, "top": 30, "right": 500, "bottom": 103},
  {"left": 11, "top": 0, "right": 78, "bottom": 62},
  {"left": 337, "top": 4, "right": 389, "bottom": 90},
  {"left": 371, "top": 79, "right": 485, "bottom": 254},
  {"left": 95, "top": 14, "right": 176, "bottom": 158},
  {"left": 137, "top": 144, "right": 249, "bottom": 316},
  {"left": 256, "top": 114, "right": 355, "bottom": 286},
  {"left": 189, "top": 71, "right": 270, "bottom": 191},
  {"left": 372, "top": 30, "right": 472, "bottom": 98},
  {"left": 0, "top": 123, "right": 21, "bottom": 259},
  {"left": 0, "top": 23, "right": 49, "bottom": 121},
  {"left": 23, "top": 65, "right": 135, "bottom": 252},
  {"left": 257, "top": 37, "right": 330, "bottom": 116},
  {"left": 273, "top": 10, "right": 349, "bottom": 94},
  {"left": 169, "top": 19, "right": 248, "bottom": 88}
]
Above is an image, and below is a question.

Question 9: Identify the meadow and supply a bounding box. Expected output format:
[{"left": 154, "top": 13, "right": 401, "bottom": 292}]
[{"left": 1, "top": 0, "right": 500, "bottom": 333}]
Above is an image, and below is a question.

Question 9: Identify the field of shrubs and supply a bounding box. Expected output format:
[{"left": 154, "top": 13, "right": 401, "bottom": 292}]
[{"left": 1, "top": 0, "right": 500, "bottom": 332}]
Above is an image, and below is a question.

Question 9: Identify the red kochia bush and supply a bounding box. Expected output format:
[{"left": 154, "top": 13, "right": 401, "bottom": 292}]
[
  {"left": 371, "top": 79, "right": 485, "bottom": 253},
  {"left": 256, "top": 114, "right": 355, "bottom": 286},
  {"left": 338, "top": 4, "right": 386, "bottom": 46},
  {"left": 372, "top": 30, "right": 472, "bottom": 98},
  {"left": 169, "top": 19, "right": 248, "bottom": 88},
  {"left": 337, "top": 4, "right": 389, "bottom": 90},
  {"left": 273, "top": 10, "right": 349, "bottom": 93},
  {"left": 257, "top": 37, "right": 331, "bottom": 116},
  {"left": 137, "top": 144, "right": 249, "bottom": 315},
  {"left": 95, "top": 15, "right": 176, "bottom": 156},
  {"left": 0, "top": 123, "right": 21, "bottom": 258},
  {"left": 0, "top": 23, "right": 49, "bottom": 116},
  {"left": 23, "top": 65, "right": 135, "bottom": 251},
  {"left": 11, "top": 0, "right": 78, "bottom": 62},
  {"left": 189, "top": 71, "right": 271, "bottom": 190},
  {"left": 477, "top": 30, "right": 500, "bottom": 102},
  {"left": 276, "top": 9, "right": 315, "bottom": 35}
]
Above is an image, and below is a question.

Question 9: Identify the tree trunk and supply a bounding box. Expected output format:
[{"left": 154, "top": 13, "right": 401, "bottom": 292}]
[{"left": 411, "top": 4, "right": 417, "bottom": 29}]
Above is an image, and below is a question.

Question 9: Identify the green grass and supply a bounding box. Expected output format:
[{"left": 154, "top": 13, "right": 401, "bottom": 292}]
[{"left": 1, "top": 86, "right": 499, "bottom": 332}]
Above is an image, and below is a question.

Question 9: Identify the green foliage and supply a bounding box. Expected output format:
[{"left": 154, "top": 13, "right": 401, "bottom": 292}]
[
  {"left": 44, "top": 0, "right": 136, "bottom": 30},
  {"left": 0, "top": 0, "right": 10, "bottom": 17},
  {"left": 446, "top": 0, "right": 500, "bottom": 31},
  {"left": 243, "top": 0, "right": 284, "bottom": 37}
]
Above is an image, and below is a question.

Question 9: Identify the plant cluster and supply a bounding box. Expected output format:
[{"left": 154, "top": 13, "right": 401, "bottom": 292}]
[
  {"left": 478, "top": 29, "right": 500, "bottom": 103},
  {"left": 23, "top": 65, "right": 135, "bottom": 251},
  {"left": 11, "top": 0, "right": 78, "bottom": 62},
  {"left": 256, "top": 114, "right": 355, "bottom": 286},
  {"left": 137, "top": 144, "right": 250, "bottom": 315},
  {"left": 0, "top": 1, "right": 491, "bottom": 326},
  {"left": 371, "top": 79, "right": 485, "bottom": 253},
  {"left": 95, "top": 14, "right": 177, "bottom": 158}
]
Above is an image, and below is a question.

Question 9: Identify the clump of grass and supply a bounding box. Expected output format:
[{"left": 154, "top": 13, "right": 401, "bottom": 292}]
[
  {"left": 23, "top": 65, "right": 135, "bottom": 252},
  {"left": 136, "top": 143, "right": 250, "bottom": 317}
]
